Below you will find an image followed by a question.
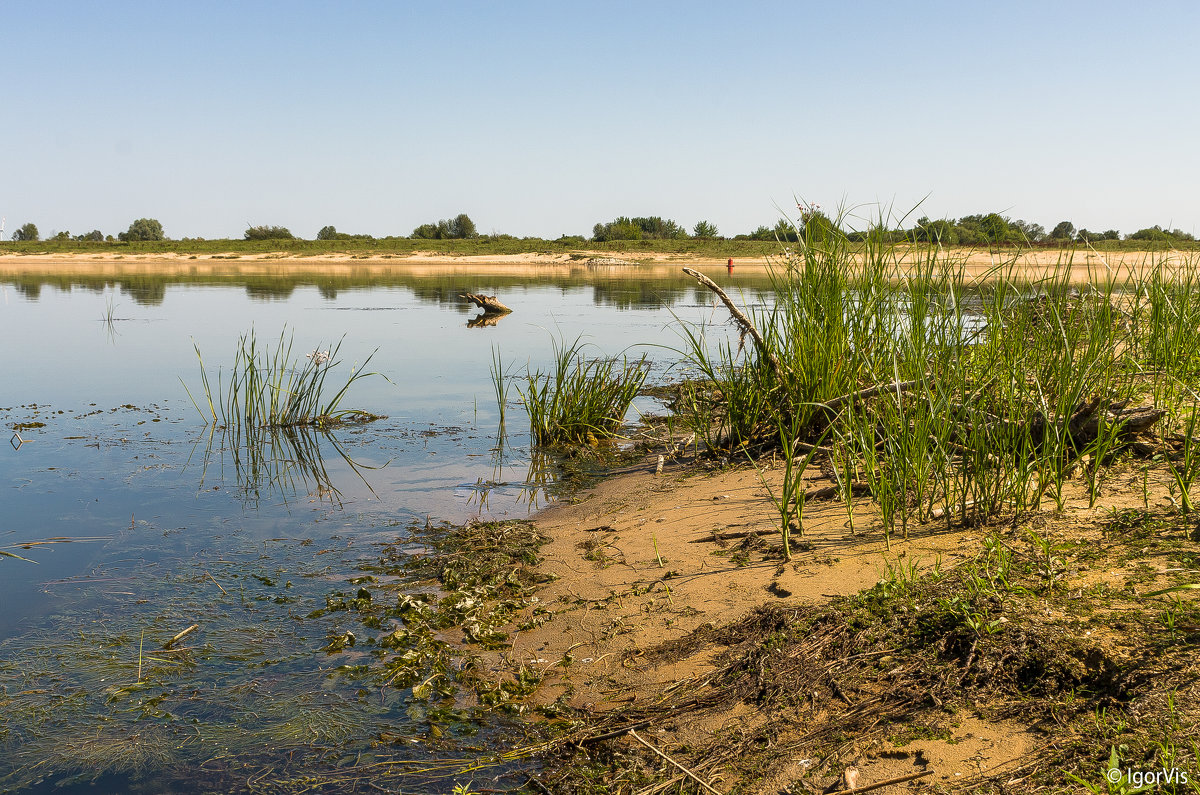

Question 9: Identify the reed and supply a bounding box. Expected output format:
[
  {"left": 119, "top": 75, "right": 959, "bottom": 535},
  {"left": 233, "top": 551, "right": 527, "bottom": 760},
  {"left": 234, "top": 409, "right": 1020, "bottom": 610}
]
[
  {"left": 490, "top": 346, "right": 510, "bottom": 427},
  {"left": 184, "top": 327, "right": 382, "bottom": 430},
  {"left": 518, "top": 336, "right": 648, "bottom": 446},
  {"left": 674, "top": 213, "right": 1200, "bottom": 546},
  {"left": 1164, "top": 390, "right": 1200, "bottom": 514}
]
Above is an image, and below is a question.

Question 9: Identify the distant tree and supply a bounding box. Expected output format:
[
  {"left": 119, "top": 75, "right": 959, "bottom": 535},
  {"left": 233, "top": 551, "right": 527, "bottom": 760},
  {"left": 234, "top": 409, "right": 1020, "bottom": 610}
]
[
  {"left": 449, "top": 213, "right": 477, "bottom": 239},
  {"left": 592, "top": 216, "right": 687, "bottom": 242},
  {"left": 951, "top": 213, "right": 1017, "bottom": 245},
  {"left": 50, "top": 230, "right": 71, "bottom": 241},
  {"left": 773, "top": 218, "right": 800, "bottom": 242},
  {"left": 410, "top": 213, "right": 477, "bottom": 240},
  {"left": 317, "top": 225, "right": 372, "bottom": 241},
  {"left": 692, "top": 220, "right": 719, "bottom": 239},
  {"left": 12, "top": 222, "right": 39, "bottom": 242},
  {"left": 1049, "top": 220, "right": 1076, "bottom": 240},
  {"left": 908, "top": 217, "right": 958, "bottom": 244},
  {"left": 1127, "top": 225, "right": 1196, "bottom": 243},
  {"left": 119, "top": 218, "right": 165, "bottom": 242},
  {"left": 799, "top": 210, "right": 840, "bottom": 242},
  {"left": 979, "top": 213, "right": 1011, "bottom": 244},
  {"left": 1010, "top": 219, "right": 1046, "bottom": 243},
  {"left": 592, "top": 217, "right": 642, "bottom": 241},
  {"left": 74, "top": 229, "right": 104, "bottom": 242},
  {"left": 1078, "top": 228, "right": 1120, "bottom": 242},
  {"left": 244, "top": 225, "right": 295, "bottom": 241}
]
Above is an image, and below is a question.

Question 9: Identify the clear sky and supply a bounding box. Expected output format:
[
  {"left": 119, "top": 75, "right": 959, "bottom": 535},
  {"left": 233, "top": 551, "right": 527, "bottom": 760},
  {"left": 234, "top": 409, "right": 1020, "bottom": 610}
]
[{"left": 3, "top": 1, "right": 1198, "bottom": 240}]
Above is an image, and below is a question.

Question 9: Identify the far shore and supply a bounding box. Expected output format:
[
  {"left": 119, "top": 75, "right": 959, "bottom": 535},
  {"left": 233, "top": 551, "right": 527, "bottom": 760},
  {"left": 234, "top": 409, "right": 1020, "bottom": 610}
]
[{"left": 1, "top": 246, "right": 1195, "bottom": 284}]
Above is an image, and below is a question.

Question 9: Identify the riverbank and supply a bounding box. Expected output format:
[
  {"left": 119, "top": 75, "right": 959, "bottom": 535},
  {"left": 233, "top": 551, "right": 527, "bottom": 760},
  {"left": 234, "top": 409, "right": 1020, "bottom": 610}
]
[
  {"left": 491, "top": 445, "right": 1200, "bottom": 793},
  {"left": 1, "top": 247, "right": 1195, "bottom": 285}
]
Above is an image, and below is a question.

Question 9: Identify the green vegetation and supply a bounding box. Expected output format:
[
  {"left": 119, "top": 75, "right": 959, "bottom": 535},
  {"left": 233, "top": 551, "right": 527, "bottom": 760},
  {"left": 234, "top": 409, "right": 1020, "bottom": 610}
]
[
  {"left": 591, "top": 216, "right": 689, "bottom": 241},
  {"left": 675, "top": 212, "right": 1200, "bottom": 554},
  {"left": 411, "top": 213, "right": 478, "bottom": 240},
  {"left": 243, "top": 224, "right": 295, "bottom": 240},
  {"left": 184, "top": 327, "right": 382, "bottom": 430},
  {"left": 3, "top": 203, "right": 1197, "bottom": 253},
  {"left": 118, "top": 218, "right": 164, "bottom": 242},
  {"left": 1128, "top": 224, "right": 1198, "bottom": 244},
  {"left": 11, "top": 222, "right": 38, "bottom": 242},
  {"left": 316, "top": 224, "right": 375, "bottom": 241},
  {"left": 515, "top": 336, "right": 649, "bottom": 446}
]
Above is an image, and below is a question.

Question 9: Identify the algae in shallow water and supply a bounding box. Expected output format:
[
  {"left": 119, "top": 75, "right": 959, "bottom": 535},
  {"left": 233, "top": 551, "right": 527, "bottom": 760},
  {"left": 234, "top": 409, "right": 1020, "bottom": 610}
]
[{"left": 0, "top": 519, "right": 554, "bottom": 794}]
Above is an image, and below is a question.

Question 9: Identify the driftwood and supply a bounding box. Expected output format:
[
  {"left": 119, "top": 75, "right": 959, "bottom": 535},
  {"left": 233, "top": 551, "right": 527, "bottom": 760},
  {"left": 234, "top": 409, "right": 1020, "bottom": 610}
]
[
  {"left": 950, "top": 396, "right": 1165, "bottom": 450},
  {"left": 836, "top": 769, "right": 934, "bottom": 795},
  {"left": 682, "top": 267, "right": 787, "bottom": 381},
  {"left": 808, "top": 379, "right": 922, "bottom": 436},
  {"left": 460, "top": 293, "right": 512, "bottom": 315},
  {"left": 820, "top": 379, "right": 921, "bottom": 416}
]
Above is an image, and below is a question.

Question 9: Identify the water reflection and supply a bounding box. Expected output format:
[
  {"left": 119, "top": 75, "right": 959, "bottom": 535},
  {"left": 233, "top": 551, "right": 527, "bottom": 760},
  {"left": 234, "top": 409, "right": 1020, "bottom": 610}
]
[
  {"left": 2, "top": 266, "right": 775, "bottom": 309},
  {"left": 466, "top": 311, "right": 506, "bottom": 328},
  {"left": 458, "top": 448, "right": 559, "bottom": 514},
  {"left": 192, "top": 423, "right": 385, "bottom": 507}
]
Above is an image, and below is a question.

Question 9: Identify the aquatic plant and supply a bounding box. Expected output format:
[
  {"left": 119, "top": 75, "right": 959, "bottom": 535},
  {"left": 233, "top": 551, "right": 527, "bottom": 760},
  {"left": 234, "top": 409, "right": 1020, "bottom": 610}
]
[
  {"left": 184, "top": 327, "right": 383, "bottom": 430},
  {"left": 676, "top": 209, "right": 1200, "bottom": 544},
  {"left": 518, "top": 336, "right": 648, "bottom": 446}
]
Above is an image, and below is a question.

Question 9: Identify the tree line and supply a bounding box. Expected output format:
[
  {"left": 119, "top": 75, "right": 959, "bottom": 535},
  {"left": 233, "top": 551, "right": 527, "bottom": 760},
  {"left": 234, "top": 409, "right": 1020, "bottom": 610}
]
[{"left": 6, "top": 210, "right": 1196, "bottom": 246}]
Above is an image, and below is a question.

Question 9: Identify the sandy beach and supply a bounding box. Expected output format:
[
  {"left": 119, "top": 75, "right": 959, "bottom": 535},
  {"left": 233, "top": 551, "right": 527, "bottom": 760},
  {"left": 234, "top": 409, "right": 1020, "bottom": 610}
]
[{"left": 0, "top": 246, "right": 1191, "bottom": 284}]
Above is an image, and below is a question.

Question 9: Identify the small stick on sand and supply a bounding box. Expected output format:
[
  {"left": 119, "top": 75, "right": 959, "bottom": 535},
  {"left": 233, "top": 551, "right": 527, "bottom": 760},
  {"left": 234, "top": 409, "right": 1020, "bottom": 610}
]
[
  {"left": 628, "top": 729, "right": 724, "bottom": 795},
  {"left": 838, "top": 769, "right": 933, "bottom": 794}
]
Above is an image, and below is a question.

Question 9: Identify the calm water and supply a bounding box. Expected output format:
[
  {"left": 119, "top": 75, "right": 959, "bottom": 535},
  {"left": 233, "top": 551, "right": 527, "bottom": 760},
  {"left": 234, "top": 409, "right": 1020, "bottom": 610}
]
[{"left": 0, "top": 268, "right": 748, "bottom": 793}]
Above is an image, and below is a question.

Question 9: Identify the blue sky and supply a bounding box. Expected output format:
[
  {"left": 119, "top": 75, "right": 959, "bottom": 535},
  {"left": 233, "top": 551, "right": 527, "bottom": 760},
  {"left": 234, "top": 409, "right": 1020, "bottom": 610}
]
[{"left": 3, "top": 1, "right": 1198, "bottom": 240}]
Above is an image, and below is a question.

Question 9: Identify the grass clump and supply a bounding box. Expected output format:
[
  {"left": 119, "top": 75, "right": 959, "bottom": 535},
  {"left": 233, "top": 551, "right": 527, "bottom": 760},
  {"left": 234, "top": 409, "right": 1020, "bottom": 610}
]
[
  {"left": 184, "top": 326, "right": 383, "bottom": 430},
  {"left": 515, "top": 336, "right": 648, "bottom": 446},
  {"left": 675, "top": 208, "right": 1200, "bottom": 543}
]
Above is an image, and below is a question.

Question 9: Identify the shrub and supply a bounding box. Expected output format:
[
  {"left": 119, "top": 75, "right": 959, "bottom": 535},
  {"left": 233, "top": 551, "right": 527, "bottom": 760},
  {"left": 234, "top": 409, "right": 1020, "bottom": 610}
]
[
  {"left": 410, "top": 213, "right": 478, "bottom": 240},
  {"left": 12, "top": 222, "right": 39, "bottom": 242},
  {"left": 244, "top": 225, "right": 295, "bottom": 241},
  {"left": 592, "top": 216, "right": 688, "bottom": 242},
  {"left": 119, "top": 218, "right": 165, "bottom": 241}
]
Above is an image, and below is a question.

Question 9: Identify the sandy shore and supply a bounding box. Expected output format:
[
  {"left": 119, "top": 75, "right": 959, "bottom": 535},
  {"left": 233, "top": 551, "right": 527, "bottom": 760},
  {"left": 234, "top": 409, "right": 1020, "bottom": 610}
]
[
  {"left": 502, "top": 452, "right": 1057, "bottom": 792},
  {"left": 1, "top": 247, "right": 1192, "bottom": 283}
]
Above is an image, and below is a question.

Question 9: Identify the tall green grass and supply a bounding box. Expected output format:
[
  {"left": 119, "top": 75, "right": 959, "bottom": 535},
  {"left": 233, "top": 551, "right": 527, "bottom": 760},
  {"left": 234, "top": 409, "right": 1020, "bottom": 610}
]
[
  {"left": 184, "top": 328, "right": 382, "bottom": 430},
  {"left": 675, "top": 210, "right": 1200, "bottom": 543},
  {"left": 516, "top": 336, "right": 648, "bottom": 446}
]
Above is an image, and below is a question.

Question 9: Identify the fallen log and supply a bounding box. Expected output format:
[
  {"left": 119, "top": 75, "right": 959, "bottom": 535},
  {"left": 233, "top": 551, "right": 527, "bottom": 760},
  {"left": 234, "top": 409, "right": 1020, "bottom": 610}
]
[
  {"left": 682, "top": 267, "right": 787, "bottom": 382},
  {"left": 964, "top": 398, "right": 1165, "bottom": 450},
  {"left": 460, "top": 293, "right": 512, "bottom": 314}
]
